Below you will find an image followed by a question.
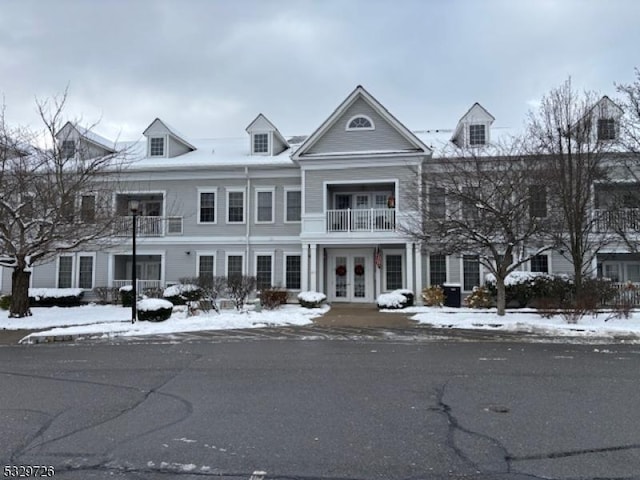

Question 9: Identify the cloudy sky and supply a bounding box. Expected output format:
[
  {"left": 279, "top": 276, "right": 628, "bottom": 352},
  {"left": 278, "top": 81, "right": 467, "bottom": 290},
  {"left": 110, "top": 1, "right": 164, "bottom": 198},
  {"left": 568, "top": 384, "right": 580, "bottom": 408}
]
[{"left": 2, "top": 0, "right": 639, "bottom": 142}]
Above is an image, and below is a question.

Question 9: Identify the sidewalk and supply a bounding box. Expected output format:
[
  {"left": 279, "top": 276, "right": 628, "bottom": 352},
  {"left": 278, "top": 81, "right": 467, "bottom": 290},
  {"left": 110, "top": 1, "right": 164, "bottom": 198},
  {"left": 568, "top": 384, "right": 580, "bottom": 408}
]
[
  {"left": 0, "top": 329, "right": 41, "bottom": 345},
  {"left": 313, "top": 303, "right": 414, "bottom": 328}
]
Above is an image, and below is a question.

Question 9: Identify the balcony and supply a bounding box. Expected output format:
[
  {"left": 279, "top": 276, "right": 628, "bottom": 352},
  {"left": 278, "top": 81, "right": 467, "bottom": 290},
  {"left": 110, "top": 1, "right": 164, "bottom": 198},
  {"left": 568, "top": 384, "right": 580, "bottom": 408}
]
[
  {"left": 326, "top": 208, "right": 396, "bottom": 233},
  {"left": 113, "top": 279, "right": 163, "bottom": 291},
  {"left": 593, "top": 209, "right": 640, "bottom": 233},
  {"left": 115, "top": 216, "right": 183, "bottom": 237}
]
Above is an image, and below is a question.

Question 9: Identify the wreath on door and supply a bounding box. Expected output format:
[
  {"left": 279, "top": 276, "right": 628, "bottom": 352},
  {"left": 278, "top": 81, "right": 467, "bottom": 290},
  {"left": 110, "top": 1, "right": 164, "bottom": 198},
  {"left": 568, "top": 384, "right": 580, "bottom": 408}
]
[
  {"left": 336, "top": 265, "right": 347, "bottom": 276},
  {"left": 354, "top": 264, "right": 365, "bottom": 276}
]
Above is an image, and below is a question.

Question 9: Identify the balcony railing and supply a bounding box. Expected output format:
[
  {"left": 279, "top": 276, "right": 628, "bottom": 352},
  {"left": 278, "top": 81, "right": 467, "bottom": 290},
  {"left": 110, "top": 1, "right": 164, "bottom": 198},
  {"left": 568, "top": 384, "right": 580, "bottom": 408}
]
[
  {"left": 593, "top": 209, "right": 640, "bottom": 232},
  {"left": 113, "top": 279, "right": 163, "bottom": 291},
  {"left": 115, "top": 216, "right": 183, "bottom": 237},
  {"left": 326, "top": 208, "right": 396, "bottom": 232}
]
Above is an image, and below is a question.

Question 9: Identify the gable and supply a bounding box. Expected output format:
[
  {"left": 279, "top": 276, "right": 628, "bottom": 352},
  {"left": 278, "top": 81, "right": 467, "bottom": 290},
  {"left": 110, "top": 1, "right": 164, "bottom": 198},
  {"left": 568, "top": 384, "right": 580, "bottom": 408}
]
[
  {"left": 143, "top": 119, "right": 170, "bottom": 136},
  {"left": 246, "top": 114, "right": 276, "bottom": 132},
  {"left": 305, "top": 97, "right": 420, "bottom": 155}
]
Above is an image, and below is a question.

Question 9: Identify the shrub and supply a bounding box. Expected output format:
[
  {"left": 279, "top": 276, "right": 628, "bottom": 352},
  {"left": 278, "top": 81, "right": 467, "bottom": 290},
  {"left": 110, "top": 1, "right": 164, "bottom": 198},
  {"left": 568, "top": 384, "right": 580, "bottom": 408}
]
[
  {"left": 119, "top": 286, "right": 134, "bottom": 307},
  {"left": 377, "top": 292, "right": 407, "bottom": 309},
  {"left": 260, "top": 288, "right": 288, "bottom": 310},
  {"left": 422, "top": 285, "right": 445, "bottom": 307},
  {"left": 297, "top": 291, "right": 326, "bottom": 308},
  {"left": 142, "top": 287, "right": 164, "bottom": 299},
  {"left": 28, "top": 288, "right": 84, "bottom": 307},
  {"left": 0, "top": 295, "right": 11, "bottom": 310},
  {"left": 93, "top": 286, "right": 116, "bottom": 304},
  {"left": 163, "top": 283, "right": 202, "bottom": 305},
  {"left": 137, "top": 298, "right": 173, "bottom": 322},
  {"left": 393, "top": 289, "right": 414, "bottom": 307},
  {"left": 464, "top": 286, "right": 492, "bottom": 309},
  {"left": 225, "top": 275, "right": 256, "bottom": 310}
]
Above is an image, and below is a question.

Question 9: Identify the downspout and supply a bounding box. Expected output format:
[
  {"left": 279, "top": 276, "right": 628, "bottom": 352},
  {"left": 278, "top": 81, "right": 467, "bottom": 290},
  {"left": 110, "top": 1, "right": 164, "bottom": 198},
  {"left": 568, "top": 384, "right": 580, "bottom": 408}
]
[{"left": 245, "top": 166, "right": 251, "bottom": 276}]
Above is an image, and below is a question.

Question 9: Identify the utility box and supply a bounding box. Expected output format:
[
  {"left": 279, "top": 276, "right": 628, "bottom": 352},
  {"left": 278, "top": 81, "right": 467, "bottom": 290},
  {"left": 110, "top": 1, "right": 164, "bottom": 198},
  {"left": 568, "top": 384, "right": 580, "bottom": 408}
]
[{"left": 442, "top": 283, "right": 462, "bottom": 308}]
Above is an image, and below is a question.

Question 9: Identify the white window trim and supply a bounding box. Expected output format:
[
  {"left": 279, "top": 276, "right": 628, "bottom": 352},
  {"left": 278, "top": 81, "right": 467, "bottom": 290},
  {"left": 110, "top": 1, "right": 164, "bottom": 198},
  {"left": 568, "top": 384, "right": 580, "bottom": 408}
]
[
  {"left": 427, "top": 253, "right": 449, "bottom": 286},
  {"left": 225, "top": 252, "right": 246, "bottom": 277},
  {"left": 252, "top": 132, "right": 271, "bottom": 156},
  {"left": 197, "top": 187, "right": 218, "bottom": 224},
  {"left": 383, "top": 250, "right": 404, "bottom": 292},
  {"left": 56, "top": 254, "right": 75, "bottom": 289},
  {"left": 226, "top": 188, "right": 246, "bottom": 224},
  {"left": 61, "top": 139, "right": 77, "bottom": 158},
  {"left": 149, "top": 135, "right": 167, "bottom": 157},
  {"left": 77, "top": 252, "right": 96, "bottom": 290},
  {"left": 255, "top": 187, "right": 275, "bottom": 224},
  {"left": 196, "top": 251, "right": 217, "bottom": 277},
  {"left": 467, "top": 123, "right": 488, "bottom": 147},
  {"left": 284, "top": 188, "right": 302, "bottom": 224},
  {"left": 345, "top": 114, "right": 375, "bottom": 131},
  {"left": 283, "top": 252, "right": 302, "bottom": 291},
  {"left": 254, "top": 252, "right": 275, "bottom": 289},
  {"left": 460, "top": 255, "right": 484, "bottom": 293},
  {"left": 528, "top": 251, "right": 552, "bottom": 274},
  {"left": 79, "top": 192, "right": 98, "bottom": 223}
]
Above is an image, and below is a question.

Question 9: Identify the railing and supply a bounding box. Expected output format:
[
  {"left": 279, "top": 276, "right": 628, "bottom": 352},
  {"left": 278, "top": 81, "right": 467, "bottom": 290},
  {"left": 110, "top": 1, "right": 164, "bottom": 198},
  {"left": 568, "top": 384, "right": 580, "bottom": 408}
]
[
  {"left": 609, "top": 282, "right": 640, "bottom": 306},
  {"left": 115, "top": 216, "right": 183, "bottom": 237},
  {"left": 326, "top": 208, "right": 396, "bottom": 232},
  {"left": 113, "top": 279, "right": 163, "bottom": 291},
  {"left": 593, "top": 209, "right": 640, "bottom": 232}
]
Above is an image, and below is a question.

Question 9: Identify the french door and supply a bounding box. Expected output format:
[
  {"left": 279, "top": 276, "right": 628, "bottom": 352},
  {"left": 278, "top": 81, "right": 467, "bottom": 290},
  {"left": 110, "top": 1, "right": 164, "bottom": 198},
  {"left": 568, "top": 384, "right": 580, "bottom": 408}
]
[{"left": 328, "top": 250, "right": 373, "bottom": 302}]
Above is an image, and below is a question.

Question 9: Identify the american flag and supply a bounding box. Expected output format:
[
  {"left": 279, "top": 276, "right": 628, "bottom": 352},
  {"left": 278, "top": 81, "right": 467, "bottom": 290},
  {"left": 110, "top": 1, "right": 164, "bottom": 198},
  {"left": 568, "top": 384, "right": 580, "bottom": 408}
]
[{"left": 375, "top": 248, "right": 382, "bottom": 269}]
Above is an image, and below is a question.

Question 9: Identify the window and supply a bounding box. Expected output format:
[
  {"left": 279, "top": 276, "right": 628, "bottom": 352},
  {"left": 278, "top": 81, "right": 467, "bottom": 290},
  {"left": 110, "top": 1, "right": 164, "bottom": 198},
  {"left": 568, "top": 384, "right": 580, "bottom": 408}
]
[
  {"left": 463, "top": 255, "right": 480, "bottom": 291},
  {"left": 199, "top": 191, "right": 216, "bottom": 223},
  {"left": 529, "top": 185, "right": 547, "bottom": 218},
  {"left": 462, "top": 187, "right": 480, "bottom": 221},
  {"left": 256, "top": 255, "right": 273, "bottom": 290},
  {"left": 198, "top": 255, "right": 215, "bottom": 280},
  {"left": 429, "top": 187, "right": 446, "bottom": 219},
  {"left": 256, "top": 190, "right": 274, "bottom": 223},
  {"left": 530, "top": 255, "right": 549, "bottom": 273},
  {"left": 430, "top": 254, "right": 447, "bottom": 286},
  {"left": 285, "top": 255, "right": 301, "bottom": 289},
  {"left": 253, "top": 133, "right": 269, "bottom": 154},
  {"left": 80, "top": 195, "right": 96, "bottom": 223},
  {"left": 61, "top": 140, "right": 76, "bottom": 159},
  {"left": 227, "top": 255, "right": 243, "bottom": 278},
  {"left": 385, "top": 254, "right": 403, "bottom": 290},
  {"left": 150, "top": 137, "right": 165, "bottom": 156},
  {"left": 469, "top": 124, "right": 486, "bottom": 146},
  {"left": 285, "top": 190, "right": 301, "bottom": 222},
  {"left": 58, "top": 256, "right": 73, "bottom": 288},
  {"left": 597, "top": 118, "right": 616, "bottom": 141},
  {"left": 346, "top": 115, "right": 374, "bottom": 130},
  {"left": 227, "top": 190, "right": 245, "bottom": 223},
  {"left": 78, "top": 256, "right": 94, "bottom": 289}
]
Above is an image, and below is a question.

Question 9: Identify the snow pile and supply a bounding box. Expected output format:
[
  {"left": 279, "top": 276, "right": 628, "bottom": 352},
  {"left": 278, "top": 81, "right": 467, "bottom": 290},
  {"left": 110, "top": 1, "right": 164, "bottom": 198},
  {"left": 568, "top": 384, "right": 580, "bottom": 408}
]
[
  {"left": 163, "top": 284, "right": 199, "bottom": 297},
  {"left": 485, "top": 271, "right": 550, "bottom": 285},
  {"left": 298, "top": 291, "right": 326, "bottom": 303},
  {"left": 377, "top": 292, "right": 407, "bottom": 309},
  {"left": 29, "top": 288, "right": 83, "bottom": 299},
  {"left": 119, "top": 285, "right": 132, "bottom": 292},
  {"left": 138, "top": 298, "right": 173, "bottom": 311}
]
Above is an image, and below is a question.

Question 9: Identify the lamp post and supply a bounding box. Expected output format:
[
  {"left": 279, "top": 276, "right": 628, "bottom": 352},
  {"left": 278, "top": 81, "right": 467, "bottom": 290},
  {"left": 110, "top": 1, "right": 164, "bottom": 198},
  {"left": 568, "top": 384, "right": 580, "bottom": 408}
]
[{"left": 130, "top": 199, "right": 140, "bottom": 323}]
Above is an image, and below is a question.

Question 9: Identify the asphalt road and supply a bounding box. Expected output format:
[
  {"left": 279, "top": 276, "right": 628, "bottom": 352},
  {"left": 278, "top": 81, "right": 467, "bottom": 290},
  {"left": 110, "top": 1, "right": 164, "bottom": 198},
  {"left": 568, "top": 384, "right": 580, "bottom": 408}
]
[{"left": 1, "top": 336, "right": 639, "bottom": 480}]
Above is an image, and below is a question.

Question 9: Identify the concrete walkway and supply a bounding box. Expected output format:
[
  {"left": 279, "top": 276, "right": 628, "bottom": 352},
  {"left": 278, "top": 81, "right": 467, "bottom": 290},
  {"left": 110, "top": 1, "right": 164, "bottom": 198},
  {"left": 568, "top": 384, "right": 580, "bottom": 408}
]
[{"left": 313, "top": 303, "right": 415, "bottom": 328}]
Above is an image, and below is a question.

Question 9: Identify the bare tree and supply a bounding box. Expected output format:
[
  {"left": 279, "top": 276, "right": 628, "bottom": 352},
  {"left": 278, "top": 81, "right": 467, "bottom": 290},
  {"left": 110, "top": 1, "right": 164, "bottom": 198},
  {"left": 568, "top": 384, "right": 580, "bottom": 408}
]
[
  {"left": 0, "top": 92, "right": 128, "bottom": 317},
  {"left": 404, "top": 140, "right": 552, "bottom": 315},
  {"left": 525, "top": 78, "right": 619, "bottom": 294}
]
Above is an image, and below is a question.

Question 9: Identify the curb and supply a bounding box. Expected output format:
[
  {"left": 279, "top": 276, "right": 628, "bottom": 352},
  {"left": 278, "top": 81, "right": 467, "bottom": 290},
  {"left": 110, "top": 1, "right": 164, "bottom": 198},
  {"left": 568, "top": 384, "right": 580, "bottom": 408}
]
[{"left": 19, "top": 334, "right": 79, "bottom": 345}]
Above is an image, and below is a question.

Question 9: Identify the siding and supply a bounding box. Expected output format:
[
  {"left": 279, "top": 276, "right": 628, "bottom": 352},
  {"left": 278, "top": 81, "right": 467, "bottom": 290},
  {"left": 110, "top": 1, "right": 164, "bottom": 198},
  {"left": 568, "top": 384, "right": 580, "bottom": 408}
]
[
  {"left": 304, "top": 164, "right": 417, "bottom": 213},
  {"left": 168, "top": 136, "right": 192, "bottom": 157},
  {"left": 307, "top": 98, "right": 417, "bottom": 154}
]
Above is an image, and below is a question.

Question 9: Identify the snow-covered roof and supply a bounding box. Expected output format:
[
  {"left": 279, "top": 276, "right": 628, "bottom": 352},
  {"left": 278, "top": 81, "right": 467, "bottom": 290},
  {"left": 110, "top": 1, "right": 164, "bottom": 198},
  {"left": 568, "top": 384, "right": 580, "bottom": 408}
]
[
  {"left": 414, "top": 127, "right": 517, "bottom": 158},
  {"left": 120, "top": 136, "right": 296, "bottom": 171},
  {"left": 142, "top": 118, "right": 197, "bottom": 151}
]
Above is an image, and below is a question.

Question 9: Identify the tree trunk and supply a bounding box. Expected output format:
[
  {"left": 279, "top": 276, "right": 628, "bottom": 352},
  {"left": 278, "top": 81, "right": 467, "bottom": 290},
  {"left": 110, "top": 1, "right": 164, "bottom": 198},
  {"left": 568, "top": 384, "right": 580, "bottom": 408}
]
[
  {"left": 10, "top": 268, "right": 32, "bottom": 318},
  {"left": 496, "top": 278, "right": 506, "bottom": 316}
]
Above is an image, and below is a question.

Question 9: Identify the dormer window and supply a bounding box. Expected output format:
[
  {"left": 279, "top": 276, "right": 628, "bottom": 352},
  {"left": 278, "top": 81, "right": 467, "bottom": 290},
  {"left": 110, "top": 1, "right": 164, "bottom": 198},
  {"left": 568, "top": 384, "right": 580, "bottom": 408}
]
[
  {"left": 61, "top": 140, "right": 76, "bottom": 159},
  {"left": 150, "top": 137, "right": 165, "bottom": 156},
  {"left": 469, "top": 124, "right": 486, "bottom": 146},
  {"left": 253, "top": 133, "right": 269, "bottom": 154},
  {"left": 346, "top": 115, "right": 374, "bottom": 131},
  {"left": 597, "top": 118, "right": 616, "bottom": 141}
]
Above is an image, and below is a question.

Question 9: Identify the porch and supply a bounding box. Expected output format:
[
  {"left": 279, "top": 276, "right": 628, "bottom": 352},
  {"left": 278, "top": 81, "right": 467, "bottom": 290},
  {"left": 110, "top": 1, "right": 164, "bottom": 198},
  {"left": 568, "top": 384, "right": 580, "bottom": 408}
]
[
  {"left": 112, "top": 254, "right": 163, "bottom": 291},
  {"left": 326, "top": 208, "right": 396, "bottom": 232}
]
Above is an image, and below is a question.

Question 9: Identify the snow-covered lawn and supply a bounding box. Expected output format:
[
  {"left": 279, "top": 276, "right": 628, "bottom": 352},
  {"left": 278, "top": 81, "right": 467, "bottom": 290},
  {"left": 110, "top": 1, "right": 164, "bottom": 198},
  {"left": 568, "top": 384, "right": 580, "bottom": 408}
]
[
  {"left": 0, "top": 304, "right": 329, "bottom": 343},
  {"left": 399, "top": 306, "right": 640, "bottom": 339}
]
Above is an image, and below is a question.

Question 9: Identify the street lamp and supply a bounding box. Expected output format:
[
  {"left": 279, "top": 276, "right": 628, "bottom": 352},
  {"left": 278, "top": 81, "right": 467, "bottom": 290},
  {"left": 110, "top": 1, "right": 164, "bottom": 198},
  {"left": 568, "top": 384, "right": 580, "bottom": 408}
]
[{"left": 130, "top": 199, "right": 140, "bottom": 323}]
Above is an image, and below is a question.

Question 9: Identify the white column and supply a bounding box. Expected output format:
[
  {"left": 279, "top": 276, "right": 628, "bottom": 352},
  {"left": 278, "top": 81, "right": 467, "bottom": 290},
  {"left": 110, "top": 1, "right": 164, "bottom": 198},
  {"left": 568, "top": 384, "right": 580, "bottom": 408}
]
[
  {"left": 406, "top": 243, "right": 414, "bottom": 292},
  {"left": 310, "top": 243, "right": 318, "bottom": 291},
  {"left": 301, "top": 243, "right": 309, "bottom": 291},
  {"left": 318, "top": 246, "right": 325, "bottom": 294},
  {"left": 415, "top": 243, "right": 423, "bottom": 303}
]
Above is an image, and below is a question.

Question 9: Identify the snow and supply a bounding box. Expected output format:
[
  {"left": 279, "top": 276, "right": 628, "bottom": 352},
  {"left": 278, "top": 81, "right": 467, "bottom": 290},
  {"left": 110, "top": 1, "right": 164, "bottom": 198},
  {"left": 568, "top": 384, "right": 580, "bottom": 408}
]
[
  {"left": 0, "top": 303, "right": 330, "bottom": 343},
  {"left": 297, "top": 291, "right": 326, "bottom": 303},
  {"left": 485, "top": 271, "right": 551, "bottom": 285},
  {"left": 137, "top": 298, "right": 173, "bottom": 311},
  {"left": 29, "top": 288, "right": 83, "bottom": 299},
  {"left": 403, "top": 306, "right": 640, "bottom": 340},
  {"left": 377, "top": 292, "right": 407, "bottom": 308},
  {"left": 163, "top": 284, "right": 199, "bottom": 297}
]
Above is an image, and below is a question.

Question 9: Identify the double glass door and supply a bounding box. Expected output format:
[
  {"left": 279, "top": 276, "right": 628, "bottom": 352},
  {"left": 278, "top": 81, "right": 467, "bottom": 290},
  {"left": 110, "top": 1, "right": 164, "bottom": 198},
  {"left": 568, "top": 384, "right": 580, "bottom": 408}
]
[{"left": 329, "top": 250, "right": 373, "bottom": 302}]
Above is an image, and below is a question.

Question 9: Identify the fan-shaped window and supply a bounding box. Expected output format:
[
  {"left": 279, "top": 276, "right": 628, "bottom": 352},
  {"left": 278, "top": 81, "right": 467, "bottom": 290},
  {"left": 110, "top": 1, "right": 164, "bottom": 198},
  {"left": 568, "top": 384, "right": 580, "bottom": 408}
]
[{"left": 346, "top": 115, "right": 375, "bottom": 131}]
